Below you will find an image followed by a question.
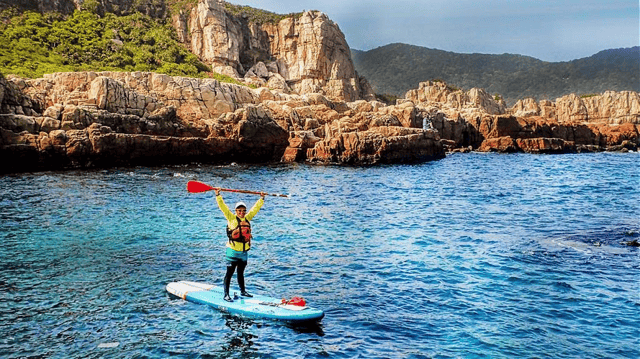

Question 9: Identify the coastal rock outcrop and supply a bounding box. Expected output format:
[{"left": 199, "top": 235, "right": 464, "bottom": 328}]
[
  {"left": 0, "top": 72, "right": 442, "bottom": 173},
  {"left": 406, "top": 81, "right": 640, "bottom": 153},
  {"left": 1, "top": 2, "right": 636, "bottom": 172},
  {"left": 279, "top": 100, "right": 442, "bottom": 164},
  {"left": 405, "top": 80, "right": 507, "bottom": 116},
  {"left": 511, "top": 91, "right": 640, "bottom": 124},
  {"left": 304, "top": 126, "right": 441, "bottom": 164}
]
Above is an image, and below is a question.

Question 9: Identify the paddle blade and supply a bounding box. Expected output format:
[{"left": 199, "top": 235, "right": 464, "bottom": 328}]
[{"left": 187, "top": 181, "right": 215, "bottom": 193}]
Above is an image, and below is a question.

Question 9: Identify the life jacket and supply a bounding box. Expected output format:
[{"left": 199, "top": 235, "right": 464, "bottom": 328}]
[{"left": 226, "top": 216, "right": 251, "bottom": 251}]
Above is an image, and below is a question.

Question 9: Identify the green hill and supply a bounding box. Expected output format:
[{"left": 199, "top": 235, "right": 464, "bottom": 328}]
[
  {"left": 0, "top": 5, "right": 305, "bottom": 86},
  {"left": 352, "top": 43, "right": 640, "bottom": 105},
  {"left": 0, "top": 9, "right": 210, "bottom": 78}
]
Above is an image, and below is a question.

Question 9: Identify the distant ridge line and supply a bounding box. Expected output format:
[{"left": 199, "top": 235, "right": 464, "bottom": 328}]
[{"left": 351, "top": 43, "right": 639, "bottom": 105}]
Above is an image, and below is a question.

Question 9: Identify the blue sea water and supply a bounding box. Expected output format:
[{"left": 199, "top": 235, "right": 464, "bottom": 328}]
[{"left": 0, "top": 152, "right": 638, "bottom": 358}]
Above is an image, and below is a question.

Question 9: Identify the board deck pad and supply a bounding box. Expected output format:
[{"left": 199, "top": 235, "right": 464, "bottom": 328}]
[{"left": 166, "top": 281, "right": 324, "bottom": 322}]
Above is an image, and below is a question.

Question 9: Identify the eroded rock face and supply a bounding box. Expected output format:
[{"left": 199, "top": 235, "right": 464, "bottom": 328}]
[
  {"left": 511, "top": 91, "right": 640, "bottom": 124},
  {"left": 305, "top": 126, "right": 442, "bottom": 165},
  {"left": 281, "top": 101, "right": 443, "bottom": 164},
  {"left": 0, "top": 72, "right": 442, "bottom": 173},
  {"left": 405, "top": 81, "right": 507, "bottom": 116},
  {"left": 1, "top": 0, "right": 373, "bottom": 102},
  {"left": 406, "top": 81, "right": 640, "bottom": 153},
  {"left": 0, "top": 72, "right": 281, "bottom": 172},
  {"left": 473, "top": 116, "right": 639, "bottom": 153},
  {"left": 183, "top": 0, "right": 374, "bottom": 102}
]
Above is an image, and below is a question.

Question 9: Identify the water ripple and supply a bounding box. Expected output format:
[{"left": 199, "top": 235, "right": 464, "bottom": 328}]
[{"left": 0, "top": 153, "right": 638, "bottom": 358}]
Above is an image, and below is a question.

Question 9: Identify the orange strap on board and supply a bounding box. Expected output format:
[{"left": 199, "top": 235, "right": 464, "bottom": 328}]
[{"left": 281, "top": 297, "right": 306, "bottom": 306}]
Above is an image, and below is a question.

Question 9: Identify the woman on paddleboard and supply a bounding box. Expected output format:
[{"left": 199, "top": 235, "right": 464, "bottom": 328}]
[{"left": 214, "top": 189, "right": 266, "bottom": 302}]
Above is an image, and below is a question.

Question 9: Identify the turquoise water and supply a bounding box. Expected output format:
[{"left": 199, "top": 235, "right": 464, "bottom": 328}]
[{"left": 1, "top": 153, "right": 638, "bottom": 358}]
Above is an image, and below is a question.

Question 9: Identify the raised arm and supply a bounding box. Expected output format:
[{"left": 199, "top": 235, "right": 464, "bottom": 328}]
[
  {"left": 215, "top": 190, "right": 236, "bottom": 222},
  {"left": 245, "top": 193, "right": 265, "bottom": 221}
]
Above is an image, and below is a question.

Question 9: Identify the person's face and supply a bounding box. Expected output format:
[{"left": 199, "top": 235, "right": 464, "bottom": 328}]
[{"left": 236, "top": 207, "right": 246, "bottom": 218}]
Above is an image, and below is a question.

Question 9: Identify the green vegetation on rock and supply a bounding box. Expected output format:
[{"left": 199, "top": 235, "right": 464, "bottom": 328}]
[
  {"left": 375, "top": 93, "right": 400, "bottom": 105},
  {"left": 0, "top": 9, "right": 210, "bottom": 78},
  {"left": 352, "top": 43, "right": 640, "bottom": 105},
  {"left": 165, "top": 0, "right": 198, "bottom": 16},
  {"left": 224, "top": 2, "right": 305, "bottom": 24}
]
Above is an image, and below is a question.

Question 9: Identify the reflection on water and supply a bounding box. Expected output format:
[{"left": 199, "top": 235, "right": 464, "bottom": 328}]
[{"left": 222, "top": 316, "right": 258, "bottom": 357}]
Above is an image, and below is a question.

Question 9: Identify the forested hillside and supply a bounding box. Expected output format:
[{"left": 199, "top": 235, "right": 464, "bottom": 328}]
[
  {"left": 352, "top": 43, "right": 640, "bottom": 105},
  {"left": 0, "top": 3, "right": 297, "bottom": 84},
  {"left": 0, "top": 9, "right": 210, "bottom": 78}
]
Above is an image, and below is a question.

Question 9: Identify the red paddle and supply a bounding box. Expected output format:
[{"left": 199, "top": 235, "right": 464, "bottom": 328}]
[{"left": 187, "top": 181, "right": 290, "bottom": 198}]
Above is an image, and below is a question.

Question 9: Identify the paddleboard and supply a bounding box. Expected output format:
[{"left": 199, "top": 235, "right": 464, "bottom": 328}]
[{"left": 166, "top": 281, "right": 324, "bottom": 322}]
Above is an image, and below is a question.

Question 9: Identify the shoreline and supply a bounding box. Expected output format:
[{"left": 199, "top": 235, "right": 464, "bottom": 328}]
[
  {"left": 2, "top": 149, "right": 637, "bottom": 177},
  {"left": 1, "top": 72, "right": 638, "bottom": 175}
]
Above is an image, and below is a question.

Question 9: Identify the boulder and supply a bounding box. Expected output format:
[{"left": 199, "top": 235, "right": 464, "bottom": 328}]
[
  {"left": 405, "top": 81, "right": 506, "bottom": 115},
  {"left": 477, "top": 136, "right": 518, "bottom": 153},
  {"left": 306, "top": 126, "right": 443, "bottom": 164},
  {"left": 516, "top": 138, "right": 575, "bottom": 153}
]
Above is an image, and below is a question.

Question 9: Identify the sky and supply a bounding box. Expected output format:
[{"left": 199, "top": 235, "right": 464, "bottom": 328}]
[{"left": 229, "top": 0, "right": 639, "bottom": 62}]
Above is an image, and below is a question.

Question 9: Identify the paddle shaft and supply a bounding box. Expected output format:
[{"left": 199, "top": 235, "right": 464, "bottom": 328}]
[
  {"left": 187, "top": 181, "right": 289, "bottom": 198},
  {"left": 217, "top": 187, "right": 289, "bottom": 197}
]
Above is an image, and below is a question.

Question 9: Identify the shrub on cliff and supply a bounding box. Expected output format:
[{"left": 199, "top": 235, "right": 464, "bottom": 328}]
[
  {"left": 165, "top": 0, "right": 198, "bottom": 17},
  {"left": 375, "top": 93, "right": 399, "bottom": 105},
  {"left": 223, "top": 3, "right": 305, "bottom": 24},
  {"left": 0, "top": 9, "right": 209, "bottom": 78}
]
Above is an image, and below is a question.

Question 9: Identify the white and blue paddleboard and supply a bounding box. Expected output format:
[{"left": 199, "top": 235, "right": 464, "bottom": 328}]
[{"left": 166, "top": 281, "right": 324, "bottom": 322}]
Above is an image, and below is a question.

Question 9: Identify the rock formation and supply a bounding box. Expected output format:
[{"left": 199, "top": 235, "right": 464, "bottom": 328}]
[
  {"left": 512, "top": 91, "right": 640, "bottom": 124},
  {"left": 0, "top": 72, "right": 442, "bottom": 173},
  {"left": 0, "top": 1, "right": 637, "bottom": 174},
  {"left": 0, "top": 72, "right": 285, "bottom": 172},
  {"left": 405, "top": 80, "right": 507, "bottom": 116},
  {"left": 0, "top": 0, "right": 374, "bottom": 102},
  {"left": 178, "top": 0, "right": 373, "bottom": 102},
  {"left": 406, "top": 81, "right": 640, "bottom": 153},
  {"left": 2, "top": 72, "right": 637, "bottom": 173}
]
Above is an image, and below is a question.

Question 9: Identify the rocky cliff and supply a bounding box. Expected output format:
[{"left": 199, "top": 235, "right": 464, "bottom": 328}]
[
  {"left": 176, "top": 0, "right": 373, "bottom": 102},
  {"left": 0, "top": 0, "right": 373, "bottom": 102},
  {"left": 3, "top": 71, "right": 635, "bottom": 173},
  {"left": 0, "top": 71, "right": 441, "bottom": 173},
  {"left": 406, "top": 81, "right": 640, "bottom": 153},
  {"left": 511, "top": 91, "right": 640, "bottom": 124},
  {"left": 1, "top": 69, "right": 637, "bottom": 175}
]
